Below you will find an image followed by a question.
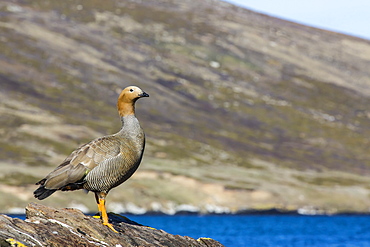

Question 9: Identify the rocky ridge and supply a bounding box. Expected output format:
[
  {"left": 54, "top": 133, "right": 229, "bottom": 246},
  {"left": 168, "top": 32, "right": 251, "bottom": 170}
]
[{"left": 0, "top": 203, "right": 224, "bottom": 247}]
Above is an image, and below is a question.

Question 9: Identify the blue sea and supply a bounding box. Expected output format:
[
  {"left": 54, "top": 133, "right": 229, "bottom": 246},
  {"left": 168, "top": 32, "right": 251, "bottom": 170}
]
[
  {"left": 128, "top": 215, "right": 370, "bottom": 247},
  {"left": 12, "top": 214, "right": 370, "bottom": 246}
]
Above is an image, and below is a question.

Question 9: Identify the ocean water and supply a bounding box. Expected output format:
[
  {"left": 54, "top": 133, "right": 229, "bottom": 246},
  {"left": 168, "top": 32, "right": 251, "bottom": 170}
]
[
  {"left": 128, "top": 215, "right": 370, "bottom": 247},
  {"left": 11, "top": 214, "right": 370, "bottom": 246}
]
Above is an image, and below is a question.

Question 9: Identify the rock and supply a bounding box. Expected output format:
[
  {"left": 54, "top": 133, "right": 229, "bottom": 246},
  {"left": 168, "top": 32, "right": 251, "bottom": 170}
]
[{"left": 0, "top": 203, "right": 225, "bottom": 247}]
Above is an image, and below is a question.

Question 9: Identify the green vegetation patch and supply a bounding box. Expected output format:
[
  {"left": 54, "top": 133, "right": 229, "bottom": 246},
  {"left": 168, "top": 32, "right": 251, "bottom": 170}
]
[
  {"left": 294, "top": 174, "right": 367, "bottom": 187},
  {"left": 0, "top": 172, "right": 39, "bottom": 186}
]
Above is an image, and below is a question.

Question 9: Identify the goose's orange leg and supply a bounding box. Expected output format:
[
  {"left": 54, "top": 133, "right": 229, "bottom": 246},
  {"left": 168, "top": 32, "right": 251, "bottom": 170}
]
[{"left": 95, "top": 192, "right": 118, "bottom": 233}]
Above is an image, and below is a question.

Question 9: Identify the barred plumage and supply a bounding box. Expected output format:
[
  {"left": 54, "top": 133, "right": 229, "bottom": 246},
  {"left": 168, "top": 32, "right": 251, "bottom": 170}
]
[{"left": 33, "top": 86, "right": 149, "bottom": 232}]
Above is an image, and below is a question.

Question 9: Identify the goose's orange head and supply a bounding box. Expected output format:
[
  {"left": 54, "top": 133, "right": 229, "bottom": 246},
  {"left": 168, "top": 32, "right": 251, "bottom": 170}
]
[{"left": 117, "top": 86, "right": 149, "bottom": 116}]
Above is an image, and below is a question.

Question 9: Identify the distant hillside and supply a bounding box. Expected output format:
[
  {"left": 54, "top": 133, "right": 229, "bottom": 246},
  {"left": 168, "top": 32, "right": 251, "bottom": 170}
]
[{"left": 0, "top": 0, "right": 369, "bottom": 214}]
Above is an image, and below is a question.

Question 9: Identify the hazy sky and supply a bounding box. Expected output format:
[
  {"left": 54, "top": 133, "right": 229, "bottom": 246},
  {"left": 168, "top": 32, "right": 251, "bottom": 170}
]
[{"left": 224, "top": 0, "right": 370, "bottom": 40}]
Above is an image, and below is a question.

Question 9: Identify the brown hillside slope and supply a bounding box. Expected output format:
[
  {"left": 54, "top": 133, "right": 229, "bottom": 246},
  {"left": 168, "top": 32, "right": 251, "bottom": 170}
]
[{"left": 0, "top": 0, "right": 369, "bottom": 214}]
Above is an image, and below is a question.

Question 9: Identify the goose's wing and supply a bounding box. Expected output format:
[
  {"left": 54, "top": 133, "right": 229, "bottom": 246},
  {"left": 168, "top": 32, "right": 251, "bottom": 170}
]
[{"left": 38, "top": 136, "right": 121, "bottom": 190}]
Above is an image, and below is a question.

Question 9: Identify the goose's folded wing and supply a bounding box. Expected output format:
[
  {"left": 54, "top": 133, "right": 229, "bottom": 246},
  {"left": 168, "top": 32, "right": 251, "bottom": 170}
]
[{"left": 41, "top": 136, "right": 121, "bottom": 189}]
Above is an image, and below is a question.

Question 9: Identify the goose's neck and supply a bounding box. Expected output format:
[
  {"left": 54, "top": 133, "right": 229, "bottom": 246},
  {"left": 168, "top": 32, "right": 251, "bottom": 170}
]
[
  {"left": 117, "top": 101, "right": 135, "bottom": 117},
  {"left": 117, "top": 115, "right": 141, "bottom": 136}
]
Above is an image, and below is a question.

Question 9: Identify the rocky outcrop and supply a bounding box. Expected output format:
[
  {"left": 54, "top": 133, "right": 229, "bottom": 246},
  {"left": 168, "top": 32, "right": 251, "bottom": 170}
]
[{"left": 0, "top": 203, "right": 224, "bottom": 247}]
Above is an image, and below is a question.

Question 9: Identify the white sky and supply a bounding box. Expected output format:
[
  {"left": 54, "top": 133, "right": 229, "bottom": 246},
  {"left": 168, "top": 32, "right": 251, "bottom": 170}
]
[{"left": 223, "top": 0, "right": 370, "bottom": 40}]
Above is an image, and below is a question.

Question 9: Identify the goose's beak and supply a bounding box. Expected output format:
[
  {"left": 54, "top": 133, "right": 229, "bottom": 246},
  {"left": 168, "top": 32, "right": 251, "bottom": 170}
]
[{"left": 139, "top": 92, "right": 149, "bottom": 97}]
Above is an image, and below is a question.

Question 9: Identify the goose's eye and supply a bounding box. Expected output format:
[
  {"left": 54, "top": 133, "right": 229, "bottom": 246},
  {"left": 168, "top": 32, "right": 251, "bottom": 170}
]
[{"left": 130, "top": 89, "right": 134, "bottom": 92}]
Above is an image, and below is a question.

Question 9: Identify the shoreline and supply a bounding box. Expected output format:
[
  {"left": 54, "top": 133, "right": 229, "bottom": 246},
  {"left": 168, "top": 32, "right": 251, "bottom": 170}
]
[{"left": 6, "top": 208, "right": 370, "bottom": 218}]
